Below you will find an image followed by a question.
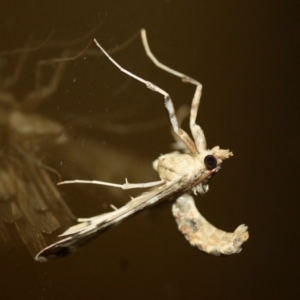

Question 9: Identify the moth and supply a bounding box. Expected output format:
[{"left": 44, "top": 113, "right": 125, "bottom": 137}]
[
  {"left": 0, "top": 35, "right": 77, "bottom": 257},
  {"left": 35, "top": 29, "right": 249, "bottom": 262}
]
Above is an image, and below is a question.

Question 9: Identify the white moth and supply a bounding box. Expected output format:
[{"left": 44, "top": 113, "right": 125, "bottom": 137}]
[{"left": 35, "top": 29, "right": 249, "bottom": 262}]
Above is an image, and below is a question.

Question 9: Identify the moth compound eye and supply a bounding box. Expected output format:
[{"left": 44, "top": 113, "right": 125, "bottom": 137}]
[{"left": 204, "top": 155, "right": 217, "bottom": 170}]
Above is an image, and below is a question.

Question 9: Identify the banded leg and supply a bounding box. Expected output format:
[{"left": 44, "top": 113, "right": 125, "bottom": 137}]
[
  {"left": 140, "top": 29, "right": 207, "bottom": 152},
  {"left": 93, "top": 38, "right": 198, "bottom": 155}
]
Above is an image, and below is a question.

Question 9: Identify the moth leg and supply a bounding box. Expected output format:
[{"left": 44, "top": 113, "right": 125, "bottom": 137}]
[
  {"left": 170, "top": 105, "right": 190, "bottom": 151},
  {"left": 0, "top": 43, "right": 31, "bottom": 108},
  {"left": 172, "top": 194, "right": 249, "bottom": 255},
  {"left": 21, "top": 51, "right": 69, "bottom": 111},
  {"left": 140, "top": 29, "right": 207, "bottom": 152},
  {"left": 93, "top": 38, "right": 198, "bottom": 155},
  {"left": 1, "top": 31, "right": 55, "bottom": 90},
  {"left": 58, "top": 178, "right": 165, "bottom": 190},
  {"left": 2, "top": 52, "right": 27, "bottom": 90},
  {"left": 0, "top": 44, "right": 60, "bottom": 110}
]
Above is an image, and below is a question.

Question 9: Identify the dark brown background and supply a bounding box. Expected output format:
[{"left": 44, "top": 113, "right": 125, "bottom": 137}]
[{"left": 0, "top": 1, "right": 299, "bottom": 299}]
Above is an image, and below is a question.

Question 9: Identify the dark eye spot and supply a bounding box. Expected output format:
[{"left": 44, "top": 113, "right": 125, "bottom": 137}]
[{"left": 204, "top": 155, "right": 217, "bottom": 170}]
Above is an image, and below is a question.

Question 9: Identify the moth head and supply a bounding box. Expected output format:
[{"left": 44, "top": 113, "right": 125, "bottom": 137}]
[
  {"left": 193, "top": 146, "right": 233, "bottom": 195},
  {"left": 209, "top": 146, "right": 233, "bottom": 168},
  {"left": 199, "top": 146, "right": 233, "bottom": 171}
]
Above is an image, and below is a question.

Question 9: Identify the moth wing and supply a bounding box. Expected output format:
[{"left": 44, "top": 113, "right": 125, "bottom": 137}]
[
  {"left": 35, "top": 180, "right": 183, "bottom": 262},
  {"left": 0, "top": 150, "right": 76, "bottom": 258}
]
